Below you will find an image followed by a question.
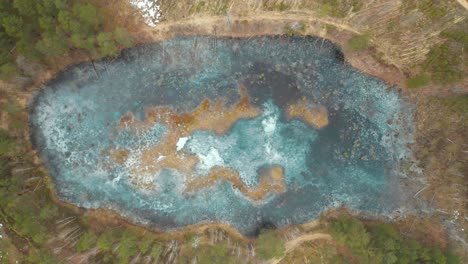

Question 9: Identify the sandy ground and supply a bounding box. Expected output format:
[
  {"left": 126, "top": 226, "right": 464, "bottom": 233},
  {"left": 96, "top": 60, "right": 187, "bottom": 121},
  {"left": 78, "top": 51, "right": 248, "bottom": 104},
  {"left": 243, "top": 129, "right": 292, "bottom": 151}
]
[
  {"left": 456, "top": 0, "right": 468, "bottom": 10},
  {"left": 268, "top": 233, "right": 333, "bottom": 264}
]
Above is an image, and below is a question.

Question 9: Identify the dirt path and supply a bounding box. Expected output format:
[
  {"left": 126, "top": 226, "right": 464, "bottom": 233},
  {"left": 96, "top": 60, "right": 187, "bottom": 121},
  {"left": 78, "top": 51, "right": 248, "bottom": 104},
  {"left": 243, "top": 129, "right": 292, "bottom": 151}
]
[
  {"left": 268, "top": 232, "right": 333, "bottom": 264},
  {"left": 455, "top": 0, "right": 468, "bottom": 10},
  {"left": 146, "top": 11, "right": 361, "bottom": 39},
  {"left": 300, "top": 219, "right": 321, "bottom": 231}
]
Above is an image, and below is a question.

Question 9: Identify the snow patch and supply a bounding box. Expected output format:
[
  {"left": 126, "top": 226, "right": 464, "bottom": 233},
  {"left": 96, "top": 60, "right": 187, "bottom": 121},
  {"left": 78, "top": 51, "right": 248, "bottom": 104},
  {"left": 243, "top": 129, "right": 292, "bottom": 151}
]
[
  {"left": 264, "top": 142, "right": 282, "bottom": 161},
  {"left": 262, "top": 116, "right": 276, "bottom": 135},
  {"left": 176, "top": 137, "right": 189, "bottom": 151},
  {"left": 261, "top": 102, "right": 277, "bottom": 135},
  {"left": 130, "top": 0, "right": 162, "bottom": 27},
  {"left": 197, "top": 147, "right": 224, "bottom": 171}
]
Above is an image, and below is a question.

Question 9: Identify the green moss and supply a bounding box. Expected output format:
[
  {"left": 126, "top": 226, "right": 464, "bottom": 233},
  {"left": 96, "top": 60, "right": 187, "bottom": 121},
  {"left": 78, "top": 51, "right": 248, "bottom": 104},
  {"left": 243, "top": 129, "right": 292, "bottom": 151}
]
[
  {"left": 440, "top": 95, "right": 468, "bottom": 115},
  {"left": 262, "top": 1, "right": 290, "bottom": 11},
  {"left": 137, "top": 236, "right": 154, "bottom": 254},
  {"left": 149, "top": 243, "right": 162, "bottom": 260},
  {"left": 316, "top": 0, "right": 363, "bottom": 18},
  {"left": 116, "top": 230, "right": 139, "bottom": 263},
  {"left": 317, "top": 3, "right": 332, "bottom": 17},
  {"left": 347, "top": 34, "right": 371, "bottom": 51},
  {"left": 407, "top": 74, "right": 430, "bottom": 88},
  {"left": 39, "top": 203, "right": 59, "bottom": 220},
  {"left": 97, "top": 230, "right": 116, "bottom": 251},
  {"left": 114, "top": 27, "right": 133, "bottom": 48},
  {"left": 27, "top": 248, "right": 63, "bottom": 264},
  {"left": 195, "top": 242, "right": 237, "bottom": 264},
  {"left": 0, "top": 62, "right": 19, "bottom": 80},
  {"left": 0, "top": 129, "right": 14, "bottom": 155},
  {"left": 419, "top": 0, "right": 448, "bottom": 21}
]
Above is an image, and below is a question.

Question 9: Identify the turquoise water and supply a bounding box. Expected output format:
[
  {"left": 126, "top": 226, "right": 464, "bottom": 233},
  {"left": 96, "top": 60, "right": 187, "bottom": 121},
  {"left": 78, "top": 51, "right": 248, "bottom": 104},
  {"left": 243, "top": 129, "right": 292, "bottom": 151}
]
[{"left": 30, "top": 36, "right": 413, "bottom": 235}]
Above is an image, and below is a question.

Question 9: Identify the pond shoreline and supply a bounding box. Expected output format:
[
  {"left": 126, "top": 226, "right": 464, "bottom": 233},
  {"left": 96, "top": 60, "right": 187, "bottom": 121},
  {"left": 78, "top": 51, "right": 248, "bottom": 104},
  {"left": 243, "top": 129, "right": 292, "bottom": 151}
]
[
  {"left": 27, "top": 17, "right": 409, "bottom": 239},
  {"left": 11, "top": 13, "right": 461, "bottom": 242},
  {"left": 29, "top": 34, "right": 416, "bottom": 238}
]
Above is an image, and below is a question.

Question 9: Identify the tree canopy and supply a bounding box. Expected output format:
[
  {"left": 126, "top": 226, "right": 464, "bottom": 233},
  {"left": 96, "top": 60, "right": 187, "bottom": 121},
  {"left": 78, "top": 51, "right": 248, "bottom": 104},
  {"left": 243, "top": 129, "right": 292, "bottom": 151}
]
[
  {"left": 329, "top": 216, "right": 461, "bottom": 264},
  {"left": 0, "top": 0, "right": 133, "bottom": 81}
]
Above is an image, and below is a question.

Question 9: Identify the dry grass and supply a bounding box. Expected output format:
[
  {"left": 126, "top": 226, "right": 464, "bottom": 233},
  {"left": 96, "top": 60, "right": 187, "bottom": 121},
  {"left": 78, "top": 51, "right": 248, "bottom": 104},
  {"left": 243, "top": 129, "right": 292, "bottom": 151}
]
[{"left": 413, "top": 96, "right": 467, "bottom": 243}]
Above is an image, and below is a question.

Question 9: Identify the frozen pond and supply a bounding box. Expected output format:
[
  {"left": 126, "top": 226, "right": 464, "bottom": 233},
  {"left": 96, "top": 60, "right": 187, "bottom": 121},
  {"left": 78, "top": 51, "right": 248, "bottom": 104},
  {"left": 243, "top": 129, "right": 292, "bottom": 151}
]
[{"left": 30, "top": 36, "right": 413, "bottom": 235}]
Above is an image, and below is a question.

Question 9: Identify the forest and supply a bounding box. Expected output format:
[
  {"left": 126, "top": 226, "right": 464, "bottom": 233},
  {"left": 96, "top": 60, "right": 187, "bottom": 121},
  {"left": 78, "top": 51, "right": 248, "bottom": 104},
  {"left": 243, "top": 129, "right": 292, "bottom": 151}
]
[{"left": 0, "top": 0, "right": 133, "bottom": 81}]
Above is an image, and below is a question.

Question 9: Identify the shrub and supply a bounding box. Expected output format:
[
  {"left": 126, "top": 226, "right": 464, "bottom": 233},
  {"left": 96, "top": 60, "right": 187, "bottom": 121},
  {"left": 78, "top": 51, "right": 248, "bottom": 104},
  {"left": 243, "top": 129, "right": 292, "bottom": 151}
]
[
  {"left": 97, "top": 32, "right": 118, "bottom": 58},
  {"left": 76, "top": 232, "right": 97, "bottom": 252},
  {"left": 316, "top": 0, "right": 363, "bottom": 18},
  {"left": 256, "top": 230, "right": 285, "bottom": 260},
  {"left": 27, "top": 248, "right": 63, "bottom": 264},
  {"left": 114, "top": 27, "right": 133, "bottom": 48},
  {"left": 116, "top": 230, "right": 139, "bottom": 263},
  {"left": 329, "top": 216, "right": 370, "bottom": 255}
]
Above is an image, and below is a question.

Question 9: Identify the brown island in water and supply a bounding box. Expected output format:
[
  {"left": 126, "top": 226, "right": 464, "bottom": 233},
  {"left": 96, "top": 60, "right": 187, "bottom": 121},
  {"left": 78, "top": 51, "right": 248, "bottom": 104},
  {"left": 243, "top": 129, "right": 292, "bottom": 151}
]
[{"left": 108, "top": 86, "right": 328, "bottom": 200}]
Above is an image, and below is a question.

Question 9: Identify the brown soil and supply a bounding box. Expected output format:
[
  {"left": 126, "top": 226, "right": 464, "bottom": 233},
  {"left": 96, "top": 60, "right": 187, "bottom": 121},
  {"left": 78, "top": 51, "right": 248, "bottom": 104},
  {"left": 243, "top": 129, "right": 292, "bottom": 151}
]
[
  {"left": 268, "top": 233, "right": 333, "bottom": 264},
  {"left": 186, "top": 165, "right": 285, "bottom": 201},
  {"left": 286, "top": 101, "right": 329, "bottom": 129},
  {"left": 111, "top": 86, "right": 261, "bottom": 188}
]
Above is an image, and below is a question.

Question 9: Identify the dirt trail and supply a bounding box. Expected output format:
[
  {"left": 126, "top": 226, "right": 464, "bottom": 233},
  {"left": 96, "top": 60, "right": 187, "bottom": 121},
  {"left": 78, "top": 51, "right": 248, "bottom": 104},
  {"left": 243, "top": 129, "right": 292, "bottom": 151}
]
[
  {"left": 285, "top": 233, "right": 332, "bottom": 252},
  {"left": 456, "top": 0, "right": 468, "bottom": 10},
  {"left": 268, "top": 232, "right": 333, "bottom": 264},
  {"left": 300, "top": 219, "right": 320, "bottom": 231},
  {"left": 146, "top": 11, "right": 361, "bottom": 39}
]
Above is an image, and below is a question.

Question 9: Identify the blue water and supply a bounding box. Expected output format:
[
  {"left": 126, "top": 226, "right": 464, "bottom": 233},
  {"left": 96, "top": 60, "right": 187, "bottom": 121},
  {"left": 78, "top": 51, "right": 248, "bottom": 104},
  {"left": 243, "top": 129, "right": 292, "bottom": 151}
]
[{"left": 30, "top": 36, "right": 413, "bottom": 235}]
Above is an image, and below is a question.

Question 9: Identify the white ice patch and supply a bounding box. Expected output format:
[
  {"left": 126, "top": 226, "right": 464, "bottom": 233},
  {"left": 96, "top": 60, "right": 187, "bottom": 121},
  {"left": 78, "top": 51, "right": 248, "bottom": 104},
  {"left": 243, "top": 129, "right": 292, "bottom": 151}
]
[
  {"left": 262, "top": 116, "right": 276, "bottom": 135},
  {"left": 261, "top": 102, "right": 282, "bottom": 161},
  {"left": 197, "top": 147, "right": 224, "bottom": 172},
  {"left": 265, "top": 142, "right": 282, "bottom": 162},
  {"left": 261, "top": 102, "right": 277, "bottom": 135},
  {"left": 176, "top": 137, "right": 189, "bottom": 151},
  {"left": 130, "top": 0, "right": 162, "bottom": 27}
]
